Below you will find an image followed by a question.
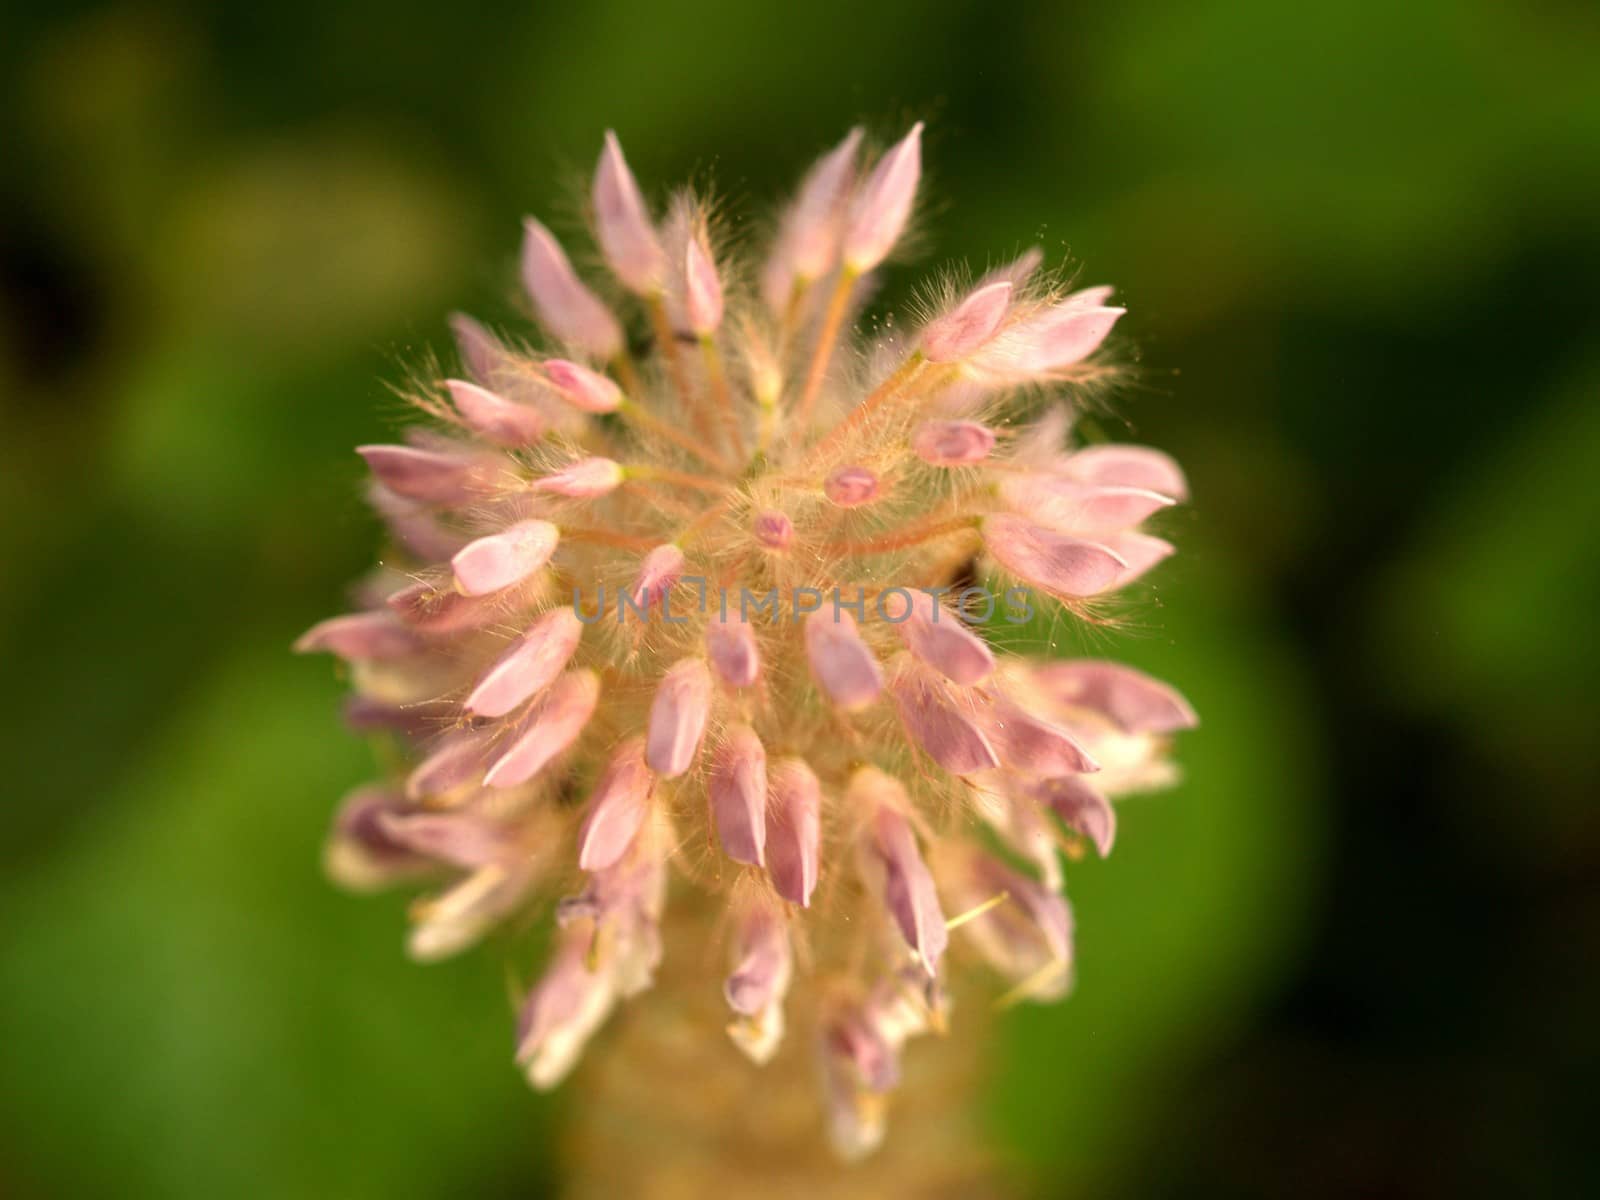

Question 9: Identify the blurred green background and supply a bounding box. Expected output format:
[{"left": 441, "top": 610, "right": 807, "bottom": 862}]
[{"left": 2, "top": 1, "right": 1596, "bottom": 1196}]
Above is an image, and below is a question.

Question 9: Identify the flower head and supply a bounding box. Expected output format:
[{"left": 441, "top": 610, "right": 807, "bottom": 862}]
[{"left": 300, "top": 124, "right": 1195, "bottom": 1158}]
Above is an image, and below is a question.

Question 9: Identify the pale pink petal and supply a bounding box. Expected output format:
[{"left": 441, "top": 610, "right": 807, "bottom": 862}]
[
  {"left": 889, "top": 670, "right": 999, "bottom": 775},
  {"left": 1096, "top": 530, "right": 1175, "bottom": 586},
  {"left": 323, "top": 786, "right": 432, "bottom": 891},
  {"left": 764, "top": 127, "right": 863, "bottom": 308},
  {"left": 385, "top": 580, "right": 498, "bottom": 635},
  {"left": 705, "top": 611, "right": 761, "bottom": 688},
  {"left": 294, "top": 611, "right": 421, "bottom": 660},
  {"left": 451, "top": 519, "right": 559, "bottom": 596},
  {"left": 982, "top": 697, "right": 1099, "bottom": 777},
  {"left": 644, "top": 658, "right": 713, "bottom": 778},
  {"left": 708, "top": 724, "right": 767, "bottom": 866},
  {"left": 766, "top": 758, "right": 821, "bottom": 906},
  {"left": 1031, "top": 660, "right": 1198, "bottom": 734},
  {"left": 919, "top": 280, "right": 1012, "bottom": 363},
  {"left": 724, "top": 906, "right": 790, "bottom": 1016},
  {"left": 1000, "top": 474, "right": 1175, "bottom": 535},
  {"left": 515, "top": 931, "right": 616, "bottom": 1088},
  {"left": 356, "top": 444, "right": 482, "bottom": 505},
  {"left": 576, "top": 740, "right": 654, "bottom": 871},
  {"left": 404, "top": 727, "right": 493, "bottom": 800},
  {"left": 881, "top": 590, "right": 995, "bottom": 686},
  {"left": 983, "top": 513, "right": 1128, "bottom": 599},
  {"left": 1029, "top": 775, "right": 1117, "bottom": 856},
  {"left": 629, "top": 544, "right": 686, "bottom": 611},
  {"left": 823, "top": 464, "right": 881, "bottom": 508},
  {"left": 1064, "top": 443, "right": 1189, "bottom": 501},
  {"left": 593, "top": 130, "right": 666, "bottom": 294},
  {"left": 531, "top": 457, "right": 625, "bottom": 498},
  {"left": 863, "top": 795, "right": 948, "bottom": 971},
  {"left": 483, "top": 669, "right": 601, "bottom": 788},
  {"left": 445, "top": 379, "right": 544, "bottom": 447},
  {"left": 684, "top": 233, "right": 724, "bottom": 335},
  {"left": 1020, "top": 305, "right": 1125, "bottom": 371},
  {"left": 520, "top": 217, "right": 625, "bottom": 360},
  {"left": 544, "top": 358, "right": 623, "bottom": 413},
  {"left": 843, "top": 122, "right": 923, "bottom": 273},
  {"left": 449, "top": 312, "right": 507, "bottom": 384},
  {"left": 912, "top": 420, "right": 996, "bottom": 466},
  {"left": 804, "top": 609, "right": 884, "bottom": 711},
  {"left": 464, "top": 608, "right": 584, "bottom": 719},
  {"left": 377, "top": 809, "right": 506, "bottom": 870}
]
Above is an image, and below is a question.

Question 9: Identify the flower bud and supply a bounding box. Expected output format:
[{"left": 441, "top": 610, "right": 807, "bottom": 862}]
[
  {"left": 762, "top": 127, "right": 862, "bottom": 309},
  {"left": 684, "top": 231, "right": 724, "bottom": 335},
  {"left": 766, "top": 758, "right": 821, "bottom": 906},
  {"left": 294, "top": 611, "right": 421, "bottom": 661},
  {"left": 705, "top": 611, "right": 761, "bottom": 688},
  {"left": 576, "top": 739, "right": 654, "bottom": 872},
  {"left": 484, "top": 669, "right": 602, "bottom": 789},
  {"left": 520, "top": 217, "right": 625, "bottom": 360},
  {"left": 445, "top": 379, "right": 545, "bottom": 447},
  {"left": 982, "top": 513, "right": 1128, "bottom": 599},
  {"left": 464, "top": 608, "right": 584, "bottom": 719},
  {"left": 645, "top": 658, "right": 713, "bottom": 778},
  {"left": 888, "top": 668, "right": 999, "bottom": 775},
  {"left": 919, "top": 280, "right": 1011, "bottom": 362},
  {"left": 357, "top": 444, "right": 484, "bottom": 506},
  {"left": 911, "top": 419, "right": 996, "bottom": 466},
  {"left": 593, "top": 131, "right": 666, "bottom": 294},
  {"left": 451, "top": 519, "right": 559, "bottom": 596},
  {"left": 752, "top": 509, "right": 794, "bottom": 551},
  {"left": 843, "top": 123, "right": 922, "bottom": 273},
  {"left": 531, "top": 457, "right": 625, "bottom": 499},
  {"left": 708, "top": 724, "right": 767, "bottom": 866},
  {"left": 544, "top": 358, "right": 623, "bottom": 413},
  {"left": 804, "top": 609, "right": 883, "bottom": 711},
  {"left": 823, "top": 464, "right": 881, "bottom": 508}
]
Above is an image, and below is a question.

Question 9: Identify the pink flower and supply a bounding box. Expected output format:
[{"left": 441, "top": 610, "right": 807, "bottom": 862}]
[
  {"left": 464, "top": 608, "right": 584, "bottom": 719},
  {"left": 804, "top": 609, "right": 884, "bottom": 711},
  {"left": 544, "top": 358, "right": 623, "bottom": 413},
  {"left": 823, "top": 464, "right": 880, "bottom": 507},
  {"left": 576, "top": 739, "right": 655, "bottom": 872},
  {"left": 766, "top": 758, "right": 821, "bottom": 906},
  {"left": 451, "top": 519, "right": 559, "bottom": 596},
  {"left": 446, "top": 379, "right": 545, "bottom": 447},
  {"left": 919, "top": 280, "right": 1012, "bottom": 363},
  {"left": 843, "top": 123, "right": 923, "bottom": 273},
  {"left": 911, "top": 419, "right": 997, "bottom": 466},
  {"left": 708, "top": 725, "right": 767, "bottom": 866},
  {"left": 532, "top": 457, "right": 625, "bottom": 499},
  {"left": 645, "top": 658, "right": 713, "bottom": 777}
]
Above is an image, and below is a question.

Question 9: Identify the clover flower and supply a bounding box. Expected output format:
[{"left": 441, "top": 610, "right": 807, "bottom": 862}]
[{"left": 298, "top": 123, "right": 1196, "bottom": 1159}]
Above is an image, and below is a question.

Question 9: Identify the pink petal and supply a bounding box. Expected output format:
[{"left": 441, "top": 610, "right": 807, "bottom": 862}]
[
  {"left": 863, "top": 792, "right": 948, "bottom": 970},
  {"left": 982, "top": 697, "right": 1099, "bottom": 777},
  {"left": 766, "top": 758, "right": 821, "bottom": 906},
  {"left": 708, "top": 724, "right": 767, "bottom": 866},
  {"left": 629, "top": 544, "right": 686, "bottom": 611},
  {"left": 483, "top": 669, "right": 601, "bottom": 788},
  {"left": 683, "top": 233, "right": 724, "bottom": 335},
  {"left": 889, "top": 669, "right": 999, "bottom": 775},
  {"left": 1001, "top": 474, "right": 1175, "bottom": 535},
  {"left": 1022, "top": 304, "right": 1125, "bottom": 371},
  {"left": 385, "top": 580, "right": 498, "bottom": 635},
  {"left": 1064, "top": 443, "right": 1189, "bottom": 501},
  {"left": 464, "top": 608, "right": 584, "bottom": 719},
  {"left": 520, "top": 216, "right": 624, "bottom": 360},
  {"left": 843, "top": 122, "right": 923, "bottom": 273},
  {"left": 294, "top": 611, "right": 421, "bottom": 660},
  {"left": 919, "top": 281, "right": 1012, "bottom": 363},
  {"left": 544, "top": 358, "right": 623, "bottom": 413},
  {"left": 576, "top": 740, "right": 654, "bottom": 872},
  {"left": 515, "top": 930, "right": 615, "bottom": 1088},
  {"left": 445, "top": 379, "right": 544, "bottom": 447},
  {"left": 1031, "top": 660, "right": 1198, "bottom": 734},
  {"left": 804, "top": 609, "right": 884, "bottom": 711},
  {"left": 763, "top": 127, "right": 862, "bottom": 307},
  {"left": 724, "top": 906, "right": 791, "bottom": 1016},
  {"left": 377, "top": 809, "right": 506, "bottom": 870},
  {"left": 593, "top": 130, "right": 666, "bottom": 294},
  {"left": 356, "top": 444, "right": 483, "bottom": 506},
  {"left": 823, "top": 464, "right": 881, "bottom": 508},
  {"left": 983, "top": 513, "right": 1128, "bottom": 599},
  {"left": 531, "top": 457, "right": 625, "bottom": 498},
  {"left": 404, "top": 727, "right": 493, "bottom": 800},
  {"left": 449, "top": 312, "right": 507, "bottom": 384},
  {"left": 367, "top": 484, "right": 467, "bottom": 561},
  {"left": 324, "top": 786, "right": 431, "bottom": 890},
  {"left": 881, "top": 590, "right": 995, "bottom": 686},
  {"left": 1029, "top": 775, "right": 1117, "bottom": 856},
  {"left": 451, "top": 519, "right": 559, "bottom": 596},
  {"left": 912, "top": 419, "right": 997, "bottom": 466},
  {"left": 705, "top": 611, "right": 761, "bottom": 688},
  {"left": 644, "top": 658, "right": 713, "bottom": 778},
  {"left": 1096, "top": 530, "right": 1175, "bottom": 586}
]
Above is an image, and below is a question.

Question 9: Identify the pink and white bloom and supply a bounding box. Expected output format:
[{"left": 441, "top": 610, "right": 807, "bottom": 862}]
[
  {"left": 520, "top": 216, "right": 625, "bottom": 360},
  {"left": 593, "top": 131, "right": 666, "bottom": 294}
]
